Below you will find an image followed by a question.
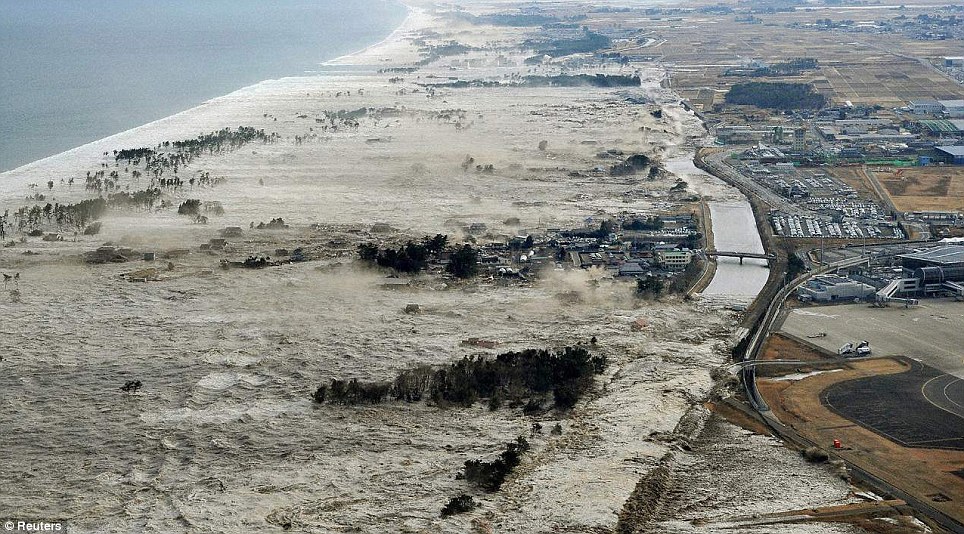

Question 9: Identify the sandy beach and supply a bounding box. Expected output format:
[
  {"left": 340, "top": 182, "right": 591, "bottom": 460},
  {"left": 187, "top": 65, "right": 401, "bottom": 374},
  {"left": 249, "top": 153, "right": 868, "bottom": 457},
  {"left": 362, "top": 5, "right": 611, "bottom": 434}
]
[{"left": 0, "top": 2, "right": 866, "bottom": 533}]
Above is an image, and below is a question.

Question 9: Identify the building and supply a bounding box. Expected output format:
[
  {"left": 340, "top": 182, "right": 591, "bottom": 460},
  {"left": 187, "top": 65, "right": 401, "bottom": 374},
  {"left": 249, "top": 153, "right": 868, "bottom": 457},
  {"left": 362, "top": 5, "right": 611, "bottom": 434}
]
[
  {"left": 919, "top": 119, "right": 964, "bottom": 136},
  {"left": 797, "top": 274, "right": 875, "bottom": 302},
  {"left": 656, "top": 248, "right": 693, "bottom": 270},
  {"left": 945, "top": 57, "right": 964, "bottom": 68},
  {"left": 936, "top": 146, "right": 964, "bottom": 165},
  {"left": 792, "top": 127, "right": 807, "bottom": 151},
  {"left": 892, "top": 245, "right": 964, "bottom": 297},
  {"left": 940, "top": 99, "right": 964, "bottom": 118},
  {"left": 899, "top": 245, "right": 964, "bottom": 272},
  {"left": 910, "top": 99, "right": 943, "bottom": 115}
]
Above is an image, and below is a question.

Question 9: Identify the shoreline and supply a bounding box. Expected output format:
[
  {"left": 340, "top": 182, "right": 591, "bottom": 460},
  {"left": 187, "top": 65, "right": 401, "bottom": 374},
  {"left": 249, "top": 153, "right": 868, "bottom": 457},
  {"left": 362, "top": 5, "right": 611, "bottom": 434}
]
[
  {"left": 322, "top": 0, "right": 418, "bottom": 66},
  {"left": 0, "top": 2, "right": 419, "bottom": 182}
]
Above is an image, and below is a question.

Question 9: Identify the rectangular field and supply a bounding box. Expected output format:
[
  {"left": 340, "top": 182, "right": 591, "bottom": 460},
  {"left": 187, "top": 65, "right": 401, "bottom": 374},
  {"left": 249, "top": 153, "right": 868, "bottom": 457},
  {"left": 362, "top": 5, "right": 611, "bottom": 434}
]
[{"left": 875, "top": 167, "right": 964, "bottom": 213}]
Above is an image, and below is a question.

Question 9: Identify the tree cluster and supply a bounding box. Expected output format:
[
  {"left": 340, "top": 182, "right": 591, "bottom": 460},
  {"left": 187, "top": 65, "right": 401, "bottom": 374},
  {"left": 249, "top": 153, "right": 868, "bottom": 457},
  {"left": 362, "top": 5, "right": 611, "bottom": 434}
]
[
  {"left": 460, "top": 437, "right": 530, "bottom": 492},
  {"left": 313, "top": 346, "right": 607, "bottom": 410},
  {"left": 440, "top": 494, "right": 477, "bottom": 517},
  {"left": 356, "top": 234, "right": 455, "bottom": 275},
  {"left": 177, "top": 199, "right": 202, "bottom": 216},
  {"left": 519, "top": 74, "right": 639, "bottom": 88},
  {"left": 447, "top": 244, "right": 479, "bottom": 279},
  {"left": 622, "top": 216, "right": 664, "bottom": 231},
  {"left": 528, "top": 30, "right": 612, "bottom": 57},
  {"left": 724, "top": 82, "right": 826, "bottom": 110},
  {"left": 636, "top": 276, "right": 665, "bottom": 298}
]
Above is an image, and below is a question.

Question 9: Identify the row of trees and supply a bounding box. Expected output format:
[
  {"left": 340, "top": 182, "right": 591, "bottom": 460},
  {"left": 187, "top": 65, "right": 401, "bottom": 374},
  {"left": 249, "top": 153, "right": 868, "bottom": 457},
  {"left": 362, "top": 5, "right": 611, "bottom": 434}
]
[
  {"left": 12, "top": 188, "right": 163, "bottom": 233},
  {"left": 622, "top": 216, "right": 664, "bottom": 231},
  {"left": 460, "top": 437, "right": 530, "bottom": 491},
  {"left": 313, "top": 346, "right": 607, "bottom": 410}
]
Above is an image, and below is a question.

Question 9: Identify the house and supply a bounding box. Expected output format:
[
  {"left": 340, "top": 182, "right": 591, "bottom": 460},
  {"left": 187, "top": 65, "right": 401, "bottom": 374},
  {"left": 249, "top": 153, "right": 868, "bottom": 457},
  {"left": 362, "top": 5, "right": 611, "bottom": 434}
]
[{"left": 617, "top": 262, "right": 647, "bottom": 277}]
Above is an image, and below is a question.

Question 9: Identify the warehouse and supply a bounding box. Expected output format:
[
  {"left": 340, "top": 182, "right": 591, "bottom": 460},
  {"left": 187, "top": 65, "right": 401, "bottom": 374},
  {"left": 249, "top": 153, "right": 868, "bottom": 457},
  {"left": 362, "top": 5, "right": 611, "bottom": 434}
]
[
  {"left": 935, "top": 146, "right": 964, "bottom": 165},
  {"left": 797, "top": 274, "right": 876, "bottom": 302}
]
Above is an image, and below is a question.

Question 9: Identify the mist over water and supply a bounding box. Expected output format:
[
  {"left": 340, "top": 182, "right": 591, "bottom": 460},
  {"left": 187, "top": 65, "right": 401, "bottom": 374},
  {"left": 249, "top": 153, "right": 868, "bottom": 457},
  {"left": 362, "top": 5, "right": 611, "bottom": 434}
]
[{"left": 0, "top": 0, "right": 407, "bottom": 172}]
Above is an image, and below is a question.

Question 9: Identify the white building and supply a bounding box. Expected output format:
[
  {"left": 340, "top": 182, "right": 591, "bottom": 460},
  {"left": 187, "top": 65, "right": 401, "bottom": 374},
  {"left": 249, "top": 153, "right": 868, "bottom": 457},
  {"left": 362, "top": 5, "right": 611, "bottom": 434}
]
[
  {"left": 910, "top": 99, "right": 943, "bottom": 115},
  {"left": 939, "top": 100, "right": 964, "bottom": 118},
  {"left": 656, "top": 249, "right": 693, "bottom": 270}
]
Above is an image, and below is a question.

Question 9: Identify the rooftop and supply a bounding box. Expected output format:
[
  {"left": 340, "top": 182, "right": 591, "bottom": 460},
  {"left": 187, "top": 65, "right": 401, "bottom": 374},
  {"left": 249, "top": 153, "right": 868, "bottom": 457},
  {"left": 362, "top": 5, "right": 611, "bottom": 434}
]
[
  {"left": 898, "top": 245, "right": 964, "bottom": 266},
  {"left": 936, "top": 146, "right": 964, "bottom": 157}
]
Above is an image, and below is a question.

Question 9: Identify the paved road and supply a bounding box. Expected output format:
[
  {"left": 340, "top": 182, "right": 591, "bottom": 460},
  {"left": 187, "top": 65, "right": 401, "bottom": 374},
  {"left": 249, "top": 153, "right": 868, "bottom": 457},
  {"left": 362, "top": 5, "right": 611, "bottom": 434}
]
[{"left": 821, "top": 358, "right": 964, "bottom": 451}]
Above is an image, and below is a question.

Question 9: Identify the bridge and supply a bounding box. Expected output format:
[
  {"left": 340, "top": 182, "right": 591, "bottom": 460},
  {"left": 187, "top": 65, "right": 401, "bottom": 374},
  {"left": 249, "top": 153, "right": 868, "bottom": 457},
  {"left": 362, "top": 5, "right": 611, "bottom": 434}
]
[{"left": 705, "top": 250, "right": 777, "bottom": 264}]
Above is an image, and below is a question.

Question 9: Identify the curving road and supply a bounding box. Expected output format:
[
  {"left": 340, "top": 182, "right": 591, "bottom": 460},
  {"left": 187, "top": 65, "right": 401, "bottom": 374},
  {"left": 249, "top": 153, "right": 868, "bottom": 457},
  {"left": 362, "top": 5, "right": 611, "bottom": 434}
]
[{"left": 921, "top": 373, "right": 964, "bottom": 420}]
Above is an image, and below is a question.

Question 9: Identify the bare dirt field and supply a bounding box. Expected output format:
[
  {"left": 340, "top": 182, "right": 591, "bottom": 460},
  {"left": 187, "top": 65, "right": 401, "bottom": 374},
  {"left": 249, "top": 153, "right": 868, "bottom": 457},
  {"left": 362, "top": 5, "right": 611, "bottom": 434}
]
[
  {"left": 826, "top": 167, "right": 884, "bottom": 205},
  {"left": 874, "top": 167, "right": 964, "bottom": 213}
]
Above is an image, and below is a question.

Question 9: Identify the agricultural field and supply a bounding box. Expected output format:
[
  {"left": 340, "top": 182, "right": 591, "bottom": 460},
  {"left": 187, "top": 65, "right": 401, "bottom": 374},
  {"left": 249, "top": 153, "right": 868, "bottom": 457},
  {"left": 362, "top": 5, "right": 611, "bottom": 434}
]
[
  {"left": 875, "top": 167, "right": 964, "bottom": 212},
  {"left": 603, "top": 4, "right": 964, "bottom": 109}
]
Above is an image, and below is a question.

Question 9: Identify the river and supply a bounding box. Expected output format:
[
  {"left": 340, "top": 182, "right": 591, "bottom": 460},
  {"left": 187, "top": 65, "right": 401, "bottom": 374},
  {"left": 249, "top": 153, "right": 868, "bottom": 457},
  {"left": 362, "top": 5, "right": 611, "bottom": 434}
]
[{"left": 665, "top": 154, "right": 770, "bottom": 304}]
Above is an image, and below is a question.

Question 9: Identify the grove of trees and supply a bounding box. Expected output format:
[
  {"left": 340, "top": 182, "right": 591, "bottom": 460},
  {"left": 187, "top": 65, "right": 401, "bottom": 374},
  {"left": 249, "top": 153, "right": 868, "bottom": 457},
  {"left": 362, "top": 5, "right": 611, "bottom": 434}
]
[{"left": 724, "top": 82, "right": 826, "bottom": 110}]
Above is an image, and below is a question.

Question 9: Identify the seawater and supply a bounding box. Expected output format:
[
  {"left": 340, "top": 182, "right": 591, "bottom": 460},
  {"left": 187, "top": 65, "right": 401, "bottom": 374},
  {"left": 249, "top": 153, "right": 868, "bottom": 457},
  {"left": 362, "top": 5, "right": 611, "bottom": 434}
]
[{"left": 0, "top": 0, "right": 407, "bottom": 172}]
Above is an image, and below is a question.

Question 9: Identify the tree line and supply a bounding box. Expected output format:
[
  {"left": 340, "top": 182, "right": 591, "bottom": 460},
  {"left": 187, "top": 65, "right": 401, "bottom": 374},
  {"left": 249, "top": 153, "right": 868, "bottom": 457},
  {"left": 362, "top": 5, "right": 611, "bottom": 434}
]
[
  {"left": 357, "top": 234, "right": 479, "bottom": 278},
  {"left": 313, "top": 346, "right": 607, "bottom": 410}
]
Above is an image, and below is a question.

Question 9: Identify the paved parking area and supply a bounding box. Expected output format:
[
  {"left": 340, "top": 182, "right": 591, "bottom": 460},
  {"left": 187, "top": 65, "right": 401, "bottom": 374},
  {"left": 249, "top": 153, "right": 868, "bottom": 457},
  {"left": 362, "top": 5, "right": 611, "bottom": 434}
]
[{"left": 779, "top": 299, "right": 964, "bottom": 378}]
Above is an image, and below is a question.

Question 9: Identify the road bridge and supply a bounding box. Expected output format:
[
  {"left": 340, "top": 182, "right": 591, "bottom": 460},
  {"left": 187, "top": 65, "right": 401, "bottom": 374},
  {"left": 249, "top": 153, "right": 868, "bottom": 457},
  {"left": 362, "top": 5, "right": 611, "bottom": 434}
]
[{"left": 706, "top": 250, "right": 777, "bottom": 264}]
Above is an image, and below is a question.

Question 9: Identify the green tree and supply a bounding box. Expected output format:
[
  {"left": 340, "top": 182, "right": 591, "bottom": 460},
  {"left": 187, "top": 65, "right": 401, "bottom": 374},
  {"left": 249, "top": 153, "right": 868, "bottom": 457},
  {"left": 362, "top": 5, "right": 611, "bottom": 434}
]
[
  {"left": 636, "top": 276, "right": 664, "bottom": 298},
  {"left": 447, "top": 244, "right": 479, "bottom": 279}
]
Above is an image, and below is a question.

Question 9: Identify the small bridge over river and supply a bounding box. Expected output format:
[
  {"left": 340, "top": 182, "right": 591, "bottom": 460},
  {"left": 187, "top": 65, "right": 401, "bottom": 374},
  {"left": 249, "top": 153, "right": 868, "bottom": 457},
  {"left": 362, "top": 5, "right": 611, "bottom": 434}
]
[{"left": 705, "top": 250, "right": 776, "bottom": 265}]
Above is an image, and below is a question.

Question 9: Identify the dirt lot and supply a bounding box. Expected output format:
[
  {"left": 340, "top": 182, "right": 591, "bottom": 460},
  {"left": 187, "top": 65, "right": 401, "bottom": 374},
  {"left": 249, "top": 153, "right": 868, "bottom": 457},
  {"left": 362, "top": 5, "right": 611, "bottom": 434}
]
[
  {"left": 827, "top": 167, "right": 884, "bottom": 205},
  {"left": 874, "top": 167, "right": 964, "bottom": 213},
  {"left": 757, "top": 336, "right": 964, "bottom": 527}
]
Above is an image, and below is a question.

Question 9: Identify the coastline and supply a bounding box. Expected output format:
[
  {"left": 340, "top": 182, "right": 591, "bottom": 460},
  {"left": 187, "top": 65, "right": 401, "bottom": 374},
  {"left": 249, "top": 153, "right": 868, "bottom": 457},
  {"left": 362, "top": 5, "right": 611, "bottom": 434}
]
[{"left": 0, "top": 2, "right": 420, "bottom": 190}]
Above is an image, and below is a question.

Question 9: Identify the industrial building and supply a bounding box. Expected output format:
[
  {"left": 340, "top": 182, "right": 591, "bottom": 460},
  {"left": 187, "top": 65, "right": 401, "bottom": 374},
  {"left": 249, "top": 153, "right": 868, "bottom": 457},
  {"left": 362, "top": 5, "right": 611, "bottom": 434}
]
[
  {"left": 797, "top": 274, "right": 876, "bottom": 302},
  {"left": 935, "top": 146, "right": 964, "bottom": 165},
  {"left": 899, "top": 244, "right": 964, "bottom": 272},
  {"left": 908, "top": 99, "right": 964, "bottom": 117},
  {"left": 910, "top": 99, "right": 943, "bottom": 115},
  {"left": 941, "top": 99, "right": 964, "bottom": 118}
]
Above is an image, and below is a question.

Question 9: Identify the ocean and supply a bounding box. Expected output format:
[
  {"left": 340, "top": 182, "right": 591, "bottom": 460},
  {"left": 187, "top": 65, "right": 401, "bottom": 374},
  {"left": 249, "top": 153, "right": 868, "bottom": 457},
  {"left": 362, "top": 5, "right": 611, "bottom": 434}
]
[{"left": 0, "top": 0, "right": 407, "bottom": 172}]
